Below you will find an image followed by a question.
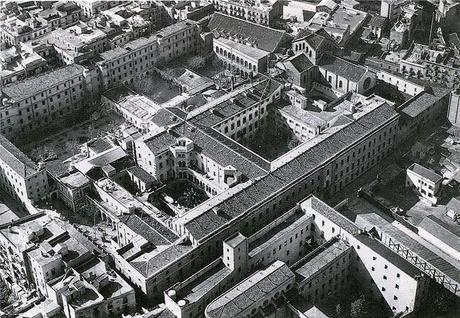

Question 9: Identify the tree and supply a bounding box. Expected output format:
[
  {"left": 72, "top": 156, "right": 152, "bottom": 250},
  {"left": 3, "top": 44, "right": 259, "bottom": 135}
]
[
  {"left": 66, "top": 139, "right": 80, "bottom": 156},
  {"left": 288, "top": 137, "right": 301, "bottom": 150},
  {"left": 132, "top": 73, "right": 153, "bottom": 94},
  {"left": 186, "top": 55, "right": 206, "bottom": 70},
  {"left": 178, "top": 187, "right": 207, "bottom": 209},
  {"left": 0, "top": 279, "right": 11, "bottom": 309},
  {"left": 336, "top": 304, "right": 347, "bottom": 318},
  {"left": 350, "top": 295, "right": 368, "bottom": 318}
]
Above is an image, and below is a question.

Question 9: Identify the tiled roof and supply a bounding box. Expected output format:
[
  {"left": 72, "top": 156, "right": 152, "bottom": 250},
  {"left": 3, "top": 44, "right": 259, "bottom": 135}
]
[
  {"left": 368, "top": 15, "right": 387, "bottom": 28},
  {"left": 294, "top": 240, "right": 350, "bottom": 282},
  {"left": 418, "top": 215, "right": 460, "bottom": 251},
  {"left": 174, "top": 123, "right": 269, "bottom": 179},
  {"left": 400, "top": 86, "right": 451, "bottom": 118},
  {"left": 355, "top": 234, "right": 423, "bottom": 277},
  {"left": 293, "top": 29, "right": 312, "bottom": 41},
  {"left": 119, "top": 211, "right": 178, "bottom": 245},
  {"left": 184, "top": 103, "right": 398, "bottom": 241},
  {"left": 308, "top": 196, "right": 361, "bottom": 235},
  {"left": 144, "top": 131, "right": 177, "bottom": 155},
  {"left": 0, "top": 133, "right": 39, "bottom": 177},
  {"left": 381, "top": 223, "right": 460, "bottom": 284},
  {"left": 126, "top": 165, "right": 157, "bottom": 184},
  {"left": 407, "top": 163, "right": 442, "bottom": 183},
  {"left": 208, "top": 13, "right": 287, "bottom": 52},
  {"left": 206, "top": 261, "right": 294, "bottom": 318},
  {"left": 2, "top": 64, "right": 84, "bottom": 101},
  {"left": 319, "top": 54, "right": 368, "bottom": 83},
  {"left": 131, "top": 244, "right": 192, "bottom": 277},
  {"left": 287, "top": 53, "right": 313, "bottom": 72}
]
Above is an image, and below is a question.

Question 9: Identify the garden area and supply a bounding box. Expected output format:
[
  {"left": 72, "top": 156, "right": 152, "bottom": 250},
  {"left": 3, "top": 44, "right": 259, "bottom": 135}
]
[
  {"left": 0, "top": 280, "right": 15, "bottom": 310},
  {"left": 320, "top": 278, "right": 389, "bottom": 318},
  {"left": 242, "top": 115, "right": 301, "bottom": 161},
  {"left": 149, "top": 179, "right": 209, "bottom": 216},
  {"left": 131, "top": 70, "right": 181, "bottom": 104}
]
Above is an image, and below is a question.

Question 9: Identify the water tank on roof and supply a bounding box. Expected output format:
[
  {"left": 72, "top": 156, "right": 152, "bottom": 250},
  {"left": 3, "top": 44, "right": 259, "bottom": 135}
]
[
  {"left": 168, "top": 290, "right": 177, "bottom": 300},
  {"left": 178, "top": 300, "right": 186, "bottom": 307}
]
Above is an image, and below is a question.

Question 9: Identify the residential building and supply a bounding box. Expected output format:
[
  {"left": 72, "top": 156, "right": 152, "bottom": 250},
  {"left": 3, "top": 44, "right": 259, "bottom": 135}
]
[
  {"left": 52, "top": 171, "right": 92, "bottom": 212},
  {"left": 0, "top": 64, "right": 89, "bottom": 139},
  {"left": 97, "top": 20, "right": 201, "bottom": 89},
  {"left": 406, "top": 163, "right": 442, "bottom": 204},
  {"left": 0, "top": 213, "right": 94, "bottom": 299},
  {"left": 0, "top": 46, "right": 47, "bottom": 87},
  {"left": 0, "top": 134, "right": 48, "bottom": 208},
  {"left": 0, "top": 15, "right": 50, "bottom": 46},
  {"left": 75, "top": 0, "right": 120, "bottom": 18},
  {"left": 46, "top": 258, "right": 136, "bottom": 318},
  {"left": 34, "top": 2, "right": 83, "bottom": 31},
  {"left": 211, "top": 0, "right": 283, "bottom": 27},
  {"left": 48, "top": 22, "right": 109, "bottom": 65}
]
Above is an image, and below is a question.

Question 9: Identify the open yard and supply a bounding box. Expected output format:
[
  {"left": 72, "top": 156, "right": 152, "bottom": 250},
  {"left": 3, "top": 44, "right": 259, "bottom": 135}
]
[
  {"left": 242, "top": 116, "right": 300, "bottom": 161},
  {"left": 22, "top": 111, "right": 124, "bottom": 161},
  {"left": 132, "top": 71, "right": 181, "bottom": 104},
  {"left": 150, "top": 179, "right": 209, "bottom": 216}
]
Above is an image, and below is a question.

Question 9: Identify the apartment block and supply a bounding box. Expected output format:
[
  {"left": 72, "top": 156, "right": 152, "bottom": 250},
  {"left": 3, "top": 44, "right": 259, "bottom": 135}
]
[
  {"left": 97, "top": 20, "right": 201, "bottom": 89},
  {"left": 0, "top": 64, "right": 88, "bottom": 139},
  {"left": 211, "top": 0, "right": 283, "bottom": 27},
  {"left": 0, "top": 134, "right": 49, "bottom": 208}
]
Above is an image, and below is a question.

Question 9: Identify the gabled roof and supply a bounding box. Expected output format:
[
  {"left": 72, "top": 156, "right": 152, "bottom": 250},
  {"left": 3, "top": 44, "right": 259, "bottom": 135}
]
[
  {"left": 119, "top": 211, "right": 178, "bottom": 245},
  {"left": 293, "top": 28, "right": 338, "bottom": 51},
  {"left": 2, "top": 64, "right": 84, "bottom": 101},
  {"left": 208, "top": 13, "right": 288, "bottom": 52},
  {"left": 368, "top": 15, "right": 387, "bottom": 28},
  {"left": 206, "top": 261, "right": 294, "bottom": 318},
  {"left": 319, "top": 54, "right": 368, "bottom": 83},
  {"left": 355, "top": 234, "right": 423, "bottom": 277},
  {"left": 399, "top": 86, "right": 451, "bottom": 118},
  {"left": 407, "top": 163, "right": 442, "bottom": 183},
  {"left": 286, "top": 53, "right": 314, "bottom": 73},
  {"left": 0, "top": 133, "right": 39, "bottom": 178},
  {"left": 418, "top": 215, "right": 460, "bottom": 252},
  {"left": 184, "top": 103, "right": 398, "bottom": 241}
]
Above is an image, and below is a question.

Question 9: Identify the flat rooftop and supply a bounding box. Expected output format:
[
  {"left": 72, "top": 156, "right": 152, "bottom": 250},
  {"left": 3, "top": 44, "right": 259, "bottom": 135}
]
[{"left": 96, "top": 178, "right": 143, "bottom": 211}]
